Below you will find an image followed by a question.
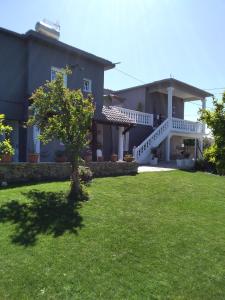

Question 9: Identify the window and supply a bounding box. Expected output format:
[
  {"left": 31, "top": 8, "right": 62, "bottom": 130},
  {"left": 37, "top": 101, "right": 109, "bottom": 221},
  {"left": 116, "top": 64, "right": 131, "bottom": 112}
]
[
  {"left": 51, "top": 67, "right": 67, "bottom": 87},
  {"left": 83, "top": 78, "right": 92, "bottom": 92}
]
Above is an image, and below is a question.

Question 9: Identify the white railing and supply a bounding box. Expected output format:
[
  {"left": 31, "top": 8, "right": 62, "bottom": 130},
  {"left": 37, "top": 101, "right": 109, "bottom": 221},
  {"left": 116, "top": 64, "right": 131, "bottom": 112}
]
[
  {"left": 134, "top": 118, "right": 170, "bottom": 162},
  {"left": 112, "top": 106, "right": 153, "bottom": 126},
  {"left": 172, "top": 118, "right": 203, "bottom": 134}
]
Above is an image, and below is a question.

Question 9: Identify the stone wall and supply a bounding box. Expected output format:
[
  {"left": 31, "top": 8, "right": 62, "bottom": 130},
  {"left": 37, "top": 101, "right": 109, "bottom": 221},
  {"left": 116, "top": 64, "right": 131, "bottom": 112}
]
[
  {"left": 87, "top": 162, "right": 138, "bottom": 178},
  {"left": 0, "top": 162, "right": 138, "bottom": 184}
]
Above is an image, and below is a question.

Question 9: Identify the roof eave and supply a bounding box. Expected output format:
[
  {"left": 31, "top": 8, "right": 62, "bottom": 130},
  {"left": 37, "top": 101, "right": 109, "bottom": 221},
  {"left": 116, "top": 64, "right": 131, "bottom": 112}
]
[
  {"left": 116, "top": 78, "right": 214, "bottom": 99},
  {"left": 25, "top": 30, "right": 115, "bottom": 68}
]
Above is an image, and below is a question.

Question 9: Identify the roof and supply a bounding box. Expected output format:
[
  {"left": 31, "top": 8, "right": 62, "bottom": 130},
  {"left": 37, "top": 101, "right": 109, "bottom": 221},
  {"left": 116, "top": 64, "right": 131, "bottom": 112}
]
[
  {"left": 116, "top": 78, "right": 213, "bottom": 100},
  {"left": 0, "top": 27, "right": 115, "bottom": 70},
  {"left": 104, "top": 88, "right": 114, "bottom": 95},
  {"left": 94, "top": 106, "right": 133, "bottom": 126}
]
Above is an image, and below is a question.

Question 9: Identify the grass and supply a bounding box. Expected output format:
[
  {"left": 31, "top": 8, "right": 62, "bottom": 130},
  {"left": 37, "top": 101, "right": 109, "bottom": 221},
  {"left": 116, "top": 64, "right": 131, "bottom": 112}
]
[{"left": 1, "top": 171, "right": 225, "bottom": 299}]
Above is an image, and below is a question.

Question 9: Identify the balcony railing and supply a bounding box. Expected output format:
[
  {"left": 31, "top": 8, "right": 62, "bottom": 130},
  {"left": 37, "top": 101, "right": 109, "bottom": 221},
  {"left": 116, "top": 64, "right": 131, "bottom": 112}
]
[
  {"left": 113, "top": 106, "right": 154, "bottom": 126},
  {"left": 172, "top": 118, "right": 203, "bottom": 134}
]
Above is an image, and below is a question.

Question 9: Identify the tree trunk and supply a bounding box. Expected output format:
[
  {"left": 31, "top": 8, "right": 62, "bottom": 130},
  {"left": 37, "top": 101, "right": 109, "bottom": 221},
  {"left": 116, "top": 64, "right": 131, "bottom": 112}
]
[{"left": 69, "top": 160, "right": 81, "bottom": 202}]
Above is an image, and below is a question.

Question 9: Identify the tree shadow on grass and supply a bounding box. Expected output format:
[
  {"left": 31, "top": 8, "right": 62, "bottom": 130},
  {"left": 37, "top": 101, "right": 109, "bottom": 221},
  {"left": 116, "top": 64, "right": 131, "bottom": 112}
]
[{"left": 0, "top": 190, "right": 84, "bottom": 246}]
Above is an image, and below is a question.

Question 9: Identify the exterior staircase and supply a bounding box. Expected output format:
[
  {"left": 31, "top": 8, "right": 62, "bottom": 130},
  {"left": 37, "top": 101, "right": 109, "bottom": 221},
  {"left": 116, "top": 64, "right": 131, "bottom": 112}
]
[
  {"left": 133, "top": 118, "right": 170, "bottom": 163},
  {"left": 133, "top": 118, "right": 204, "bottom": 164},
  {"left": 113, "top": 105, "right": 204, "bottom": 164}
]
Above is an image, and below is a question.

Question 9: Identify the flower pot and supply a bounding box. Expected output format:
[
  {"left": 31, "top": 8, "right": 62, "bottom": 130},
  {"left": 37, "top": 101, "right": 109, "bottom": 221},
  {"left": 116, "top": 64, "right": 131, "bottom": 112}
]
[
  {"left": 176, "top": 159, "right": 195, "bottom": 170},
  {"left": 28, "top": 153, "right": 39, "bottom": 163},
  {"left": 150, "top": 157, "right": 158, "bottom": 166},
  {"left": 0, "top": 154, "right": 12, "bottom": 163},
  {"left": 111, "top": 154, "right": 118, "bottom": 162},
  {"left": 124, "top": 156, "right": 134, "bottom": 162},
  {"left": 55, "top": 156, "right": 67, "bottom": 163}
]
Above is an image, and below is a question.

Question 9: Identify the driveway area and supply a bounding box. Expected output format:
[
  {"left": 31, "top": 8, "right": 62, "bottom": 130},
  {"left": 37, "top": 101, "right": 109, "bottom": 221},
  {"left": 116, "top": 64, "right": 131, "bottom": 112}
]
[{"left": 138, "top": 162, "right": 177, "bottom": 173}]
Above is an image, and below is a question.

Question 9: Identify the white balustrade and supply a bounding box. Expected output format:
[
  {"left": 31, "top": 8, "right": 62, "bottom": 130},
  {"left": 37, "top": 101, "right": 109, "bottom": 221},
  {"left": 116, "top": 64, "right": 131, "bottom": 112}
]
[
  {"left": 112, "top": 106, "right": 154, "bottom": 126},
  {"left": 134, "top": 117, "right": 204, "bottom": 163},
  {"left": 134, "top": 118, "right": 170, "bottom": 162},
  {"left": 172, "top": 118, "right": 203, "bottom": 134}
]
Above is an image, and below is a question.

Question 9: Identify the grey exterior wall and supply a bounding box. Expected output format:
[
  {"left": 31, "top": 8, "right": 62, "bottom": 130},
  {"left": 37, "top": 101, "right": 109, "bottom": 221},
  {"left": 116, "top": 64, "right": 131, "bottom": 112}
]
[
  {"left": 0, "top": 31, "right": 27, "bottom": 121},
  {"left": 0, "top": 30, "right": 106, "bottom": 162},
  {"left": 27, "top": 39, "right": 104, "bottom": 112},
  {"left": 128, "top": 125, "right": 153, "bottom": 151},
  {"left": 27, "top": 39, "right": 105, "bottom": 161},
  {"left": 145, "top": 91, "right": 184, "bottom": 119},
  {"left": 102, "top": 124, "right": 112, "bottom": 160},
  {"left": 110, "top": 89, "right": 185, "bottom": 158},
  {"left": 114, "top": 87, "right": 146, "bottom": 111},
  {"left": 110, "top": 88, "right": 153, "bottom": 156},
  {"left": 104, "top": 124, "right": 152, "bottom": 160}
]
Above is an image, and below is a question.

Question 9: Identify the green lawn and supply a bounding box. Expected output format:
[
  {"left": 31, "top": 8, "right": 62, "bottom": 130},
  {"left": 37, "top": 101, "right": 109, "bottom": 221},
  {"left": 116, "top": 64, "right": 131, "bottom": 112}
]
[{"left": 1, "top": 171, "right": 225, "bottom": 299}]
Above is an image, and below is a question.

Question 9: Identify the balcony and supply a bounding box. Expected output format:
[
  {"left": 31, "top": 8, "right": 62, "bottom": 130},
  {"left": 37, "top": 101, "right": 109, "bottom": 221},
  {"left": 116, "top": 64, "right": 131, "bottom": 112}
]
[
  {"left": 113, "top": 106, "right": 154, "bottom": 126},
  {"left": 172, "top": 118, "right": 203, "bottom": 135}
]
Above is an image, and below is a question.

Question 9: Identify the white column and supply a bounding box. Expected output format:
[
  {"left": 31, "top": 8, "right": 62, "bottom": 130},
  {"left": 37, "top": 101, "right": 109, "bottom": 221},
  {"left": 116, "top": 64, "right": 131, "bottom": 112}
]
[
  {"left": 33, "top": 125, "right": 40, "bottom": 162},
  {"left": 199, "top": 138, "right": 203, "bottom": 156},
  {"left": 194, "top": 138, "right": 197, "bottom": 160},
  {"left": 167, "top": 87, "right": 174, "bottom": 120},
  {"left": 201, "top": 98, "right": 206, "bottom": 134},
  {"left": 118, "top": 126, "right": 124, "bottom": 161},
  {"left": 165, "top": 135, "right": 171, "bottom": 162},
  {"left": 124, "top": 131, "right": 129, "bottom": 152}
]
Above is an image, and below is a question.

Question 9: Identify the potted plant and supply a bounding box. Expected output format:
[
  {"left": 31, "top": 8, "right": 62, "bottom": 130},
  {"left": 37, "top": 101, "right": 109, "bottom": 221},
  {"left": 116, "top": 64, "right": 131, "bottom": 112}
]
[
  {"left": 124, "top": 154, "right": 134, "bottom": 162},
  {"left": 55, "top": 150, "right": 67, "bottom": 162},
  {"left": 111, "top": 153, "right": 118, "bottom": 162},
  {"left": 84, "top": 148, "right": 92, "bottom": 162},
  {"left": 28, "top": 152, "right": 39, "bottom": 163},
  {"left": 0, "top": 139, "right": 15, "bottom": 163},
  {"left": 150, "top": 148, "right": 158, "bottom": 165},
  {"left": 176, "top": 152, "right": 194, "bottom": 169},
  {"left": 28, "top": 131, "right": 40, "bottom": 163}
]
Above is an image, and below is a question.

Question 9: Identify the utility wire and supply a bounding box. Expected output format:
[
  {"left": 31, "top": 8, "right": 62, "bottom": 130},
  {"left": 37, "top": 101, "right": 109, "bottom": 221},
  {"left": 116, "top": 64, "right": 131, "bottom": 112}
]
[
  {"left": 114, "top": 67, "right": 224, "bottom": 95},
  {"left": 115, "top": 67, "right": 146, "bottom": 84},
  {"left": 205, "top": 87, "right": 225, "bottom": 91},
  {"left": 114, "top": 67, "right": 218, "bottom": 112}
]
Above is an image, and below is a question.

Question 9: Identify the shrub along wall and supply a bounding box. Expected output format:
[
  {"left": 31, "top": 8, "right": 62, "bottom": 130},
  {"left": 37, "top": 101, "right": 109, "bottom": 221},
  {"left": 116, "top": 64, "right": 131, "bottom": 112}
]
[{"left": 0, "top": 162, "right": 138, "bottom": 184}]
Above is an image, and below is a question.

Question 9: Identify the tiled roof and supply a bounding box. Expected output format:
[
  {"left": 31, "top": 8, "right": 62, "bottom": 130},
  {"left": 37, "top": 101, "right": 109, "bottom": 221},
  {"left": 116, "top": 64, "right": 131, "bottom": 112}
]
[{"left": 94, "top": 106, "right": 132, "bottom": 125}]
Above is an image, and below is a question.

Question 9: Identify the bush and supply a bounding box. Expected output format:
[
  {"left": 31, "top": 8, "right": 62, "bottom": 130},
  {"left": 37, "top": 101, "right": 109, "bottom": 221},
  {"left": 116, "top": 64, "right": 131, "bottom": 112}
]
[
  {"left": 195, "top": 158, "right": 216, "bottom": 174},
  {"left": 78, "top": 166, "right": 93, "bottom": 185},
  {"left": 0, "top": 139, "right": 15, "bottom": 159},
  {"left": 199, "top": 93, "right": 225, "bottom": 176},
  {"left": 204, "top": 144, "right": 225, "bottom": 175},
  {"left": 0, "top": 114, "right": 14, "bottom": 160}
]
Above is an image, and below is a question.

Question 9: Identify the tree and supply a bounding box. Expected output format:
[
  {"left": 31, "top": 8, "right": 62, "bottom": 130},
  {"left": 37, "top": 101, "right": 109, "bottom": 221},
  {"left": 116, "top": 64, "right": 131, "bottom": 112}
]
[
  {"left": 28, "top": 68, "right": 95, "bottom": 199},
  {"left": 0, "top": 114, "right": 14, "bottom": 160},
  {"left": 199, "top": 92, "right": 225, "bottom": 175}
]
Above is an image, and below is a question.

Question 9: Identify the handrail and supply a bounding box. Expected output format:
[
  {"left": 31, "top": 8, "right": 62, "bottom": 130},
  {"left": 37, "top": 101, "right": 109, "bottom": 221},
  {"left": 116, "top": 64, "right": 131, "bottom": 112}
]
[
  {"left": 134, "top": 118, "right": 170, "bottom": 161},
  {"left": 172, "top": 118, "right": 203, "bottom": 134},
  {"left": 112, "top": 106, "right": 153, "bottom": 126}
]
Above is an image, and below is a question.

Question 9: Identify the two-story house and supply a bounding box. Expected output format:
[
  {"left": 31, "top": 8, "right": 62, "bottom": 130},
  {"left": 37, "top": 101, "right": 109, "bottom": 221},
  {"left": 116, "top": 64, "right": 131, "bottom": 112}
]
[
  {"left": 0, "top": 21, "right": 124, "bottom": 162},
  {"left": 103, "top": 79, "right": 213, "bottom": 163},
  {"left": 1, "top": 22, "right": 213, "bottom": 164}
]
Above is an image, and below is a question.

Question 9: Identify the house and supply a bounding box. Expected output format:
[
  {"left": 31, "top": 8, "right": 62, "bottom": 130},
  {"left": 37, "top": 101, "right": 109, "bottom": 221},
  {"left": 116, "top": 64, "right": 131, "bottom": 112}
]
[
  {"left": 103, "top": 79, "right": 213, "bottom": 163},
  {"left": 0, "top": 21, "right": 128, "bottom": 162},
  {"left": 0, "top": 22, "right": 213, "bottom": 164}
]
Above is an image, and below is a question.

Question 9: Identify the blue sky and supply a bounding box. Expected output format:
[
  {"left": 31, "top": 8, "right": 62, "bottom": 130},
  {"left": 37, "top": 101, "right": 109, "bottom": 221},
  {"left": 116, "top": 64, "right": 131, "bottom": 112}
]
[{"left": 1, "top": 0, "right": 225, "bottom": 120}]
